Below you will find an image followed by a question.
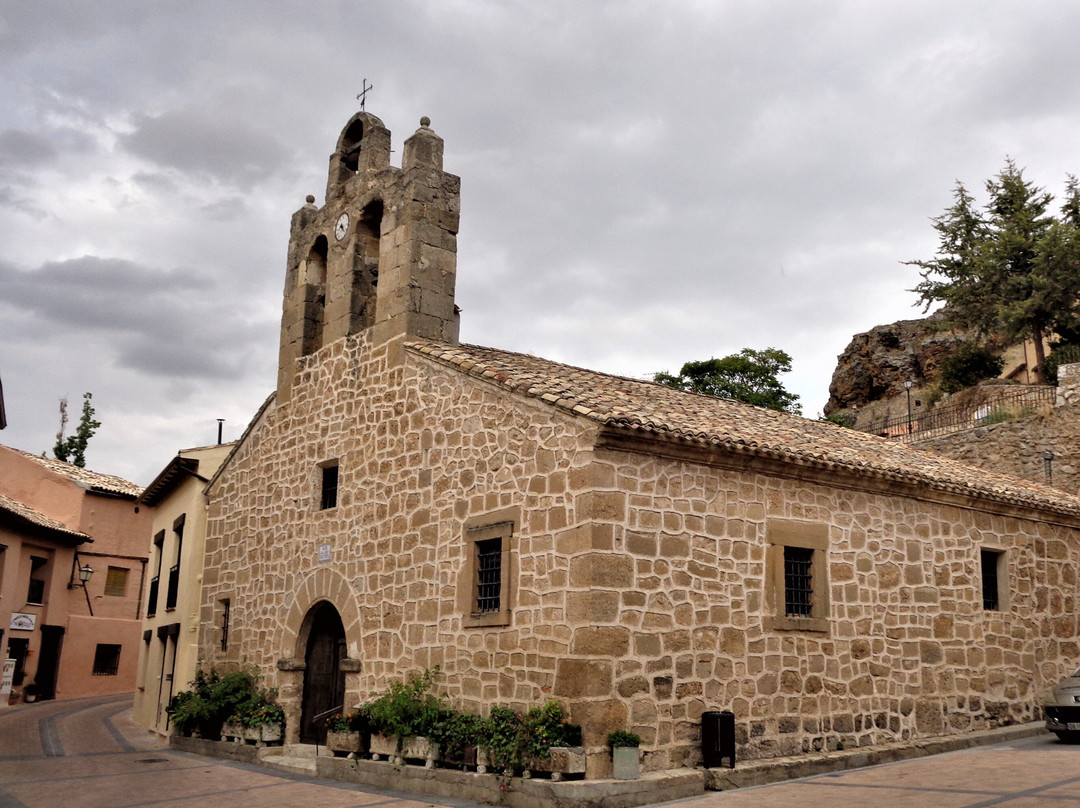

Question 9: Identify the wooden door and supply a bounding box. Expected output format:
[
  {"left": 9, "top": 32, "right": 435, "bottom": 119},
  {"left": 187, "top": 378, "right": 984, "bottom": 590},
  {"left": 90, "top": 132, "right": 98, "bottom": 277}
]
[{"left": 299, "top": 603, "right": 346, "bottom": 744}]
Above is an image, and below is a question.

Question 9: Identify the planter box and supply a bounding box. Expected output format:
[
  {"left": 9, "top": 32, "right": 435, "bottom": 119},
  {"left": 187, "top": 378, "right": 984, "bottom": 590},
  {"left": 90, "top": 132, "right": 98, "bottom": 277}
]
[
  {"left": 438, "top": 744, "right": 478, "bottom": 770},
  {"left": 250, "top": 724, "right": 282, "bottom": 745},
  {"left": 221, "top": 722, "right": 245, "bottom": 744},
  {"left": 369, "top": 733, "right": 397, "bottom": 761},
  {"left": 327, "top": 730, "right": 365, "bottom": 758},
  {"left": 612, "top": 746, "right": 640, "bottom": 780},
  {"left": 524, "top": 746, "right": 586, "bottom": 781},
  {"left": 368, "top": 733, "right": 437, "bottom": 767}
]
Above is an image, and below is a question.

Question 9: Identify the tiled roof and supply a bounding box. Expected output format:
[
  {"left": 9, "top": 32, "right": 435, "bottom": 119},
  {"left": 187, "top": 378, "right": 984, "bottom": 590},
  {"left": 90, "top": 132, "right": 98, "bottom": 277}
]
[
  {"left": 0, "top": 491, "right": 90, "bottom": 541},
  {"left": 7, "top": 447, "right": 143, "bottom": 498},
  {"left": 408, "top": 341, "right": 1080, "bottom": 519}
]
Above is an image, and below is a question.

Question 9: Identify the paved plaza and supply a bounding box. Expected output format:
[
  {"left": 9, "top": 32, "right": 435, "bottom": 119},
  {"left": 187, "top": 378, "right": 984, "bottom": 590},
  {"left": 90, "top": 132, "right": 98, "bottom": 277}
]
[{"left": 2, "top": 694, "right": 1080, "bottom": 807}]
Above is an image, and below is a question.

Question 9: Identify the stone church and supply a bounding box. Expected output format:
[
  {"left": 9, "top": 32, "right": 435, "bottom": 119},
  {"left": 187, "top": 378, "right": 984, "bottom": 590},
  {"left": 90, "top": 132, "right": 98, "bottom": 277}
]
[{"left": 198, "top": 110, "right": 1080, "bottom": 777}]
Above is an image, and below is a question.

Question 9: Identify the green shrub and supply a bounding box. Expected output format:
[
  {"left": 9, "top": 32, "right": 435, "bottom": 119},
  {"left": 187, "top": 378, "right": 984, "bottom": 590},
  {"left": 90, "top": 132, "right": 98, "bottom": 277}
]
[
  {"left": 607, "top": 730, "right": 641, "bottom": 748},
  {"left": 166, "top": 668, "right": 276, "bottom": 738},
  {"left": 365, "top": 667, "right": 445, "bottom": 741},
  {"left": 940, "top": 343, "right": 1003, "bottom": 393}
]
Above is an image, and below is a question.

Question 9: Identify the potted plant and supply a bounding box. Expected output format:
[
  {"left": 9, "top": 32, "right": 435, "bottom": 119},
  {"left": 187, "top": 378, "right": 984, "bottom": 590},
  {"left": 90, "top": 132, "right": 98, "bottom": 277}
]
[
  {"left": 326, "top": 710, "right": 369, "bottom": 757},
  {"left": 365, "top": 668, "right": 443, "bottom": 766},
  {"left": 608, "top": 730, "right": 641, "bottom": 780},
  {"left": 521, "top": 702, "right": 584, "bottom": 780}
]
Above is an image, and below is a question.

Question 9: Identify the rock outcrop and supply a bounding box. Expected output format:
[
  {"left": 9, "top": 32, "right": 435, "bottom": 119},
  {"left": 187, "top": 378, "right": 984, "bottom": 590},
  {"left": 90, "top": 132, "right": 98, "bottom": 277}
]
[{"left": 824, "top": 311, "right": 966, "bottom": 414}]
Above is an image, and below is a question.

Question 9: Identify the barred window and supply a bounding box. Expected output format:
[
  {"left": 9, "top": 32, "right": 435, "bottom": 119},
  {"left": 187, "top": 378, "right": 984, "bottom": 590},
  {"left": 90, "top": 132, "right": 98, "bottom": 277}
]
[
  {"left": 765, "top": 518, "right": 830, "bottom": 633},
  {"left": 220, "top": 598, "right": 231, "bottom": 652},
  {"left": 92, "top": 644, "right": 121, "bottom": 676},
  {"left": 783, "top": 546, "right": 814, "bottom": 617},
  {"left": 475, "top": 538, "right": 503, "bottom": 614},
  {"left": 462, "top": 516, "right": 515, "bottom": 628},
  {"left": 104, "top": 566, "right": 129, "bottom": 597}
]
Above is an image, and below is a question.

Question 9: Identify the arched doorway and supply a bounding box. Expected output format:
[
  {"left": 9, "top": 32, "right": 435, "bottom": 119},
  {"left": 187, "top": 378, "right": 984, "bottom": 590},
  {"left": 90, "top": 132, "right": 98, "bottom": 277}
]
[{"left": 299, "top": 601, "right": 346, "bottom": 744}]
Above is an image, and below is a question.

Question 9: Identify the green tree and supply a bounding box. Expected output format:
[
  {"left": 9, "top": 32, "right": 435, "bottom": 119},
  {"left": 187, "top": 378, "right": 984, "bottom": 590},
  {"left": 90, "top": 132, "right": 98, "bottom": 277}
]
[
  {"left": 654, "top": 347, "right": 801, "bottom": 414},
  {"left": 53, "top": 392, "right": 101, "bottom": 468},
  {"left": 909, "top": 160, "right": 1080, "bottom": 381}
]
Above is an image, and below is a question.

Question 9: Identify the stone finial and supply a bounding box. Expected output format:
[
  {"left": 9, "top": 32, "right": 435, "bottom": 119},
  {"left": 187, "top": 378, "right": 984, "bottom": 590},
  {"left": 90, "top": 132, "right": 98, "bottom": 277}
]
[
  {"left": 305, "top": 195, "right": 316, "bottom": 204},
  {"left": 420, "top": 116, "right": 431, "bottom": 128}
]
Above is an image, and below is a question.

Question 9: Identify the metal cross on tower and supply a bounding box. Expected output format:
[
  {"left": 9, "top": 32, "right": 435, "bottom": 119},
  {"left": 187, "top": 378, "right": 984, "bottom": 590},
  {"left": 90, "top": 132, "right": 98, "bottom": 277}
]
[{"left": 357, "top": 79, "right": 373, "bottom": 111}]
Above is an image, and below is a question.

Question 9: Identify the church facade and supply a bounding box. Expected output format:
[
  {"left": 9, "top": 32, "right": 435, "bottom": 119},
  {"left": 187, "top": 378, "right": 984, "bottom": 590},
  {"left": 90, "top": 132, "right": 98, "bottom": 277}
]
[{"left": 198, "top": 112, "right": 1080, "bottom": 776}]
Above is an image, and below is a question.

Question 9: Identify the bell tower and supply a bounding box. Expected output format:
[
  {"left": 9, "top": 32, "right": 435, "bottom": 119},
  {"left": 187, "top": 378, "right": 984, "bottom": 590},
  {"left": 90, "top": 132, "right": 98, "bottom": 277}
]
[{"left": 277, "top": 113, "right": 461, "bottom": 403}]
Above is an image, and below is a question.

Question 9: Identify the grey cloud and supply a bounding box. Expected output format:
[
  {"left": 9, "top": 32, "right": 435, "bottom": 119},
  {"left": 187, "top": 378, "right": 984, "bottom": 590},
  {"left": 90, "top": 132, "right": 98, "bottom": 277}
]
[
  {"left": 121, "top": 108, "right": 291, "bottom": 189},
  {"left": 0, "top": 130, "right": 58, "bottom": 166}
]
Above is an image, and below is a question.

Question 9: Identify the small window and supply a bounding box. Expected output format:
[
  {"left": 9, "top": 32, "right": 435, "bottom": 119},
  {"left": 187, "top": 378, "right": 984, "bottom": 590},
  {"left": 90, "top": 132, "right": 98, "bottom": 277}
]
[
  {"left": 219, "top": 598, "right": 231, "bottom": 652},
  {"left": 27, "top": 555, "right": 47, "bottom": 604},
  {"left": 982, "top": 548, "right": 1006, "bottom": 611},
  {"left": 104, "top": 566, "right": 129, "bottom": 597},
  {"left": 783, "top": 546, "right": 814, "bottom": 617},
  {"left": 765, "top": 519, "right": 830, "bottom": 633},
  {"left": 320, "top": 463, "right": 339, "bottom": 510},
  {"left": 462, "top": 516, "right": 515, "bottom": 628},
  {"left": 92, "top": 644, "right": 122, "bottom": 676},
  {"left": 475, "top": 538, "right": 503, "bottom": 614}
]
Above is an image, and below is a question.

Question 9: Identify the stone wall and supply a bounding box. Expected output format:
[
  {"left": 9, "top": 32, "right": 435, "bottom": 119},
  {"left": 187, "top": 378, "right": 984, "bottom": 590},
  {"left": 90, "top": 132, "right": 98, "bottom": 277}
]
[
  {"left": 914, "top": 405, "right": 1080, "bottom": 495},
  {"left": 202, "top": 332, "right": 1080, "bottom": 775}
]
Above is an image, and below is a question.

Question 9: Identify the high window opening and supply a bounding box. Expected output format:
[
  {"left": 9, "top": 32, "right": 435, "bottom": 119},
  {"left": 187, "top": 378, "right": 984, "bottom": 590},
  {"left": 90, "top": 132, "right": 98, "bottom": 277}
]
[
  {"left": 320, "top": 462, "right": 339, "bottom": 510},
  {"left": 981, "top": 548, "right": 1006, "bottom": 611},
  {"left": 27, "top": 555, "right": 47, "bottom": 605}
]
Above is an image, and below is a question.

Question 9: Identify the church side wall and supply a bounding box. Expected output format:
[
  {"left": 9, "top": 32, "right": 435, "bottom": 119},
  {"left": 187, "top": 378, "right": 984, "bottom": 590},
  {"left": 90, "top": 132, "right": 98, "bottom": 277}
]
[{"left": 576, "top": 447, "right": 1078, "bottom": 769}]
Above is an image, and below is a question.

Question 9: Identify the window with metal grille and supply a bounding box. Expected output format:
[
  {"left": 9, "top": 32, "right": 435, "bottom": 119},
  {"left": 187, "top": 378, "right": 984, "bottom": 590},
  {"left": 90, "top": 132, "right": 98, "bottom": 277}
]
[
  {"left": 320, "top": 463, "right": 339, "bottom": 510},
  {"left": 92, "top": 643, "right": 121, "bottom": 676},
  {"left": 220, "top": 599, "right": 230, "bottom": 652},
  {"left": 475, "top": 538, "right": 502, "bottom": 614},
  {"left": 783, "top": 546, "right": 814, "bottom": 617},
  {"left": 981, "top": 549, "right": 1001, "bottom": 611},
  {"left": 104, "top": 566, "right": 128, "bottom": 597}
]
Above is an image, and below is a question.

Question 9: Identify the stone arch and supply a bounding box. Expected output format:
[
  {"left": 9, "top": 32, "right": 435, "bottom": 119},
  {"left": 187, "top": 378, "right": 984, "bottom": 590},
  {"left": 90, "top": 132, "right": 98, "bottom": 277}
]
[
  {"left": 282, "top": 567, "right": 361, "bottom": 655},
  {"left": 277, "top": 568, "right": 362, "bottom": 744},
  {"left": 350, "top": 198, "right": 383, "bottom": 331}
]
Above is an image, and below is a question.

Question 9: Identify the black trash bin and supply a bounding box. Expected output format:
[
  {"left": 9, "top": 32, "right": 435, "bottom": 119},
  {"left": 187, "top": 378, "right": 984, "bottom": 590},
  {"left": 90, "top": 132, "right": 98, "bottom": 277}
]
[{"left": 701, "top": 710, "right": 735, "bottom": 768}]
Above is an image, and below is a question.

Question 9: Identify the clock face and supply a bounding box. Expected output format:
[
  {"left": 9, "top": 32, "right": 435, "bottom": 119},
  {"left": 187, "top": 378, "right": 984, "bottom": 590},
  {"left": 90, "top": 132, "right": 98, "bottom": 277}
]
[{"left": 335, "top": 212, "right": 350, "bottom": 241}]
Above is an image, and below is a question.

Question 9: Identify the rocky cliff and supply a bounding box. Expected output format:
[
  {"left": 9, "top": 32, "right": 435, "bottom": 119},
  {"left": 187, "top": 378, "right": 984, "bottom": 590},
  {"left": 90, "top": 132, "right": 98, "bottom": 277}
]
[{"left": 824, "top": 311, "right": 965, "bottom": 415}]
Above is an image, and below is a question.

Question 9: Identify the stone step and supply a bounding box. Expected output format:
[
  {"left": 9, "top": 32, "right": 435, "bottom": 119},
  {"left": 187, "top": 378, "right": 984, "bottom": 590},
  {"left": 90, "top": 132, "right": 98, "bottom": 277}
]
[{"left": 264, "top": 755, "right": 318, "bottom": 775}]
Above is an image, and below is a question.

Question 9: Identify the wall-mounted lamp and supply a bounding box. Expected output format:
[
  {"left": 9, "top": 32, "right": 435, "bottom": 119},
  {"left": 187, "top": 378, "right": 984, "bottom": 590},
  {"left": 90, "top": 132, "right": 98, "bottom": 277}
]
[{"left": 68, "top": 553, "right": 94, "bottom": 615}]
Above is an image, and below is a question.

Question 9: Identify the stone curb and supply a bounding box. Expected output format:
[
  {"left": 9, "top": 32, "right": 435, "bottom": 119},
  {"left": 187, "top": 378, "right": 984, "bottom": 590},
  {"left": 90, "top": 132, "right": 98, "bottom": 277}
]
[{"left": 705, "top": 721, "right": 1048, "bottom": 790}]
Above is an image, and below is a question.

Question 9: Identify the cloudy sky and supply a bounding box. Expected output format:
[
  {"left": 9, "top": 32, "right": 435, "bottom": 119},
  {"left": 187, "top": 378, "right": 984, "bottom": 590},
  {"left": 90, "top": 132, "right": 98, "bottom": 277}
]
[{"left": 2, "top": 1, "right": 1079, "bottom": 486}]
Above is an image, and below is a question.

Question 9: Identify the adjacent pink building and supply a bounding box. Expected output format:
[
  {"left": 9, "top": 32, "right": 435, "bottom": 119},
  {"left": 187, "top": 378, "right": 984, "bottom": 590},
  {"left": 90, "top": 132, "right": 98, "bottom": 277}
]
[{"left": 0, "top": 445, "right": 149, "bottom": 702}]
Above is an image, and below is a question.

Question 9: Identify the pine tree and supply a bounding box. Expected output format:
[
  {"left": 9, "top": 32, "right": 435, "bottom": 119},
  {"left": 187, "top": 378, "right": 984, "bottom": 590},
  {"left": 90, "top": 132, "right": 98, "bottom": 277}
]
[{"left": 910, "top": 160, "right": 1080, "bottom": 381}]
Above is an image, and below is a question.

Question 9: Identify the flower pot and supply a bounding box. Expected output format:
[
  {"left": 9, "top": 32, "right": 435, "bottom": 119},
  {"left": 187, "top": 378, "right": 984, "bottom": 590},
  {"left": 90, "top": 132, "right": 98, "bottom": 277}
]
[
  {"left": 327, "top": 729, "right": 365, "bottom": 758},
  {"left": 258, "top": 723, "right": 282, "bottom": 744},
  {"left": 612, "top": 746, "right": 640, "bottom": 780},
  {"left": 524, "top": 746, "right": 586, "bottom": 781}
]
